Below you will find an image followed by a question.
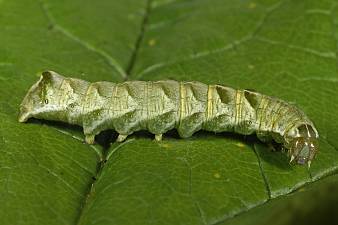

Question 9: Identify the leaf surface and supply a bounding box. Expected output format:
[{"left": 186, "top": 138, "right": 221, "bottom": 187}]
[{"left": 0, "top": 0, "right": 337, "bottom": 225}]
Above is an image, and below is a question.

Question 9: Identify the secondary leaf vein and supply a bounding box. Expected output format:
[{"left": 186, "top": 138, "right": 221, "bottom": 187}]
[{"left": 39, "top": 1, "right": 127, "bottom": 79}]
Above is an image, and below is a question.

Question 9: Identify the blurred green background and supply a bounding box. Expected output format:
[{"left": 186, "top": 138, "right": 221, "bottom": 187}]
[{"left": 0, "top": 0, "right": 337, "bottom": 225}]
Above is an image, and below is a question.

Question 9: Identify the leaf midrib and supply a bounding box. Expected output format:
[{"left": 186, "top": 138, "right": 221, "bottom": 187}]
[{"left": 73, "top": 0, "right": 153, "bottom": 224}]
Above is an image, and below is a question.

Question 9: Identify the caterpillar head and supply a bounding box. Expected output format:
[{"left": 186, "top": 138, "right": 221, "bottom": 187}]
[
  {"left": 18, "top": 71, "right": 66, "bottom": 123},
  {"left": 287, "top": 124, "right": 319, "bottom": 167}
]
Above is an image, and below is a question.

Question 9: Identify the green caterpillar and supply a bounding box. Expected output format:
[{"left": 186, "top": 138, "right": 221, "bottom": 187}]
[{"left": 19, "top": 71, "right": 319, "bottom": 166}]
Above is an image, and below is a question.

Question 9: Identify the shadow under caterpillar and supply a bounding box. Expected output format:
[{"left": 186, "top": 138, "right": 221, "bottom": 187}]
[{"left": 19, "top": 71, "right": 319, "bottom": 167}]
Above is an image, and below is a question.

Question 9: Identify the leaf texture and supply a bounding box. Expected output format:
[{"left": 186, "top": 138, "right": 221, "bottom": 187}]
[{"left": 0, "top": 0, "right": 337, "bottom": 225}]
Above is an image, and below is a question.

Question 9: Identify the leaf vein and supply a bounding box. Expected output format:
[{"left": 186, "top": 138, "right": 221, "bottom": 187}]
[
  {"left": 39, "top": 1, "right": 127, "bottom": 79},
  {"left": 125, "top": 0, "right": 152, "bottom": 79},
  {"left": 136, "top": 0, "right": 286, "bottom": 78},
  {"left": 255, "top": 36, "right": 337, "bottom": 59},
  {"left": 253, "top": 144, "right": 272, "bottom": 199},
  {"left": 53, "top": 127, "right": 103, "bottom": 161}
]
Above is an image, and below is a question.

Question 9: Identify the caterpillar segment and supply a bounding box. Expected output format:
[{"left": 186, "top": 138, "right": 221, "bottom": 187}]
[{"left": 18, "top": 71, "right": 319, "bottom": 166}]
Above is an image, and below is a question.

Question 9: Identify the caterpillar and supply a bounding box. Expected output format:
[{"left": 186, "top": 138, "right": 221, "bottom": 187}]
[{"left": 18, "top": 71, "right": 319, "bottom": 166}]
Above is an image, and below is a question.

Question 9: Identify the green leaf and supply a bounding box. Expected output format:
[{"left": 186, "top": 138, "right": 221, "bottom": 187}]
[
  {"left": 223, "top": 173, "right": 338, "bottom": 225},
  {"left": 0, "top": 0, "right": 337, "bottom": 225}
]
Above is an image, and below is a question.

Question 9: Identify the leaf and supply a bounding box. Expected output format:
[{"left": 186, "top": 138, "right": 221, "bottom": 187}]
[
  {"left": 0, "top": 0, "right": 337, "bottom": 225},
  {"left": 224, "top": 173, "right": 338, "bottom": 225}
]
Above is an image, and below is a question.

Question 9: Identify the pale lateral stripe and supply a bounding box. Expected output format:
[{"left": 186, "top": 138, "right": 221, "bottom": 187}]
[
  {"left": 179, "top": 82, "right": 186, "bottom": 127},
  {"left": 206, "top": 85, "right": 214, "bottom": 121}
]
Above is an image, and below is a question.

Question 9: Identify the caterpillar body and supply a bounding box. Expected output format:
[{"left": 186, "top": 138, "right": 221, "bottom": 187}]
[{"left": 19, "top": 71, "right": 319, "bottom": 166}]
